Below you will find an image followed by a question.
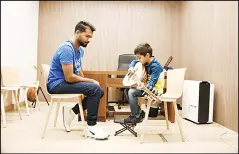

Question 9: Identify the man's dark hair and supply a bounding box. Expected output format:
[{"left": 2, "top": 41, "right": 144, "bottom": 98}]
[
  {"left": 134, "top": 43, "right": 153, "bottom": 57},
  {"left": 74, "top": 21, "right": 96, "bottom": 33}
]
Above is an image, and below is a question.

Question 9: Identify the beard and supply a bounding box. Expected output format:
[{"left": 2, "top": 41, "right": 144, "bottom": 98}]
[{"left": 78, "top": 40, "right": 89, "bottom": 47}]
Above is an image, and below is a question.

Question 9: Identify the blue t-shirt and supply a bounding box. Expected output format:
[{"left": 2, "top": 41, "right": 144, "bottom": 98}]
[
  {"left": 47, "top": 40, "right": 85, "bottom": 91},
  {"left": 129, "top": 57, "right": 163, "bottom": 88}
]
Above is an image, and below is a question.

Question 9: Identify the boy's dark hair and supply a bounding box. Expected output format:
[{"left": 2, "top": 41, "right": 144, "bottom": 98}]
[
  {"left": 74, "top": 21, "right": 96, "bottom": 33},
  {"left": 134, "top": 43, "right": 153, "bottom": 57}
]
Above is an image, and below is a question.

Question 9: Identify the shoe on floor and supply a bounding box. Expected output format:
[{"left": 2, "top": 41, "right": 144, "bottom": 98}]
[
  {"left": 124, "top": 115, "right": 138, "bottom": 124},
  {"left": 86, "top": 125, "right": 110, "bottom": 140},
  {"left": 62, "top": 106, "right": 75, "bottom": 132},
  {"left": 124, "top": 110, "right": 145, "bottom": 124}
]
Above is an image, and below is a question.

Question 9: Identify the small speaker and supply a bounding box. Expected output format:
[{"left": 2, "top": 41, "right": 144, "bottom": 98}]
[{"left": 182, "top": 80, "right": 214, "bottom": 124}]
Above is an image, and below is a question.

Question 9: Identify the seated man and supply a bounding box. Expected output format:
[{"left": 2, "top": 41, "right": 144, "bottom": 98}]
[{"left": 47, "top": 21, "right": 109, "bottom": 140}]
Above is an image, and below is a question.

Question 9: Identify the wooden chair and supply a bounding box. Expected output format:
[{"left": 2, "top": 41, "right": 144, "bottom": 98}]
[
  {"left": 1, "top": 87, "right": 22, "bottom": 128},
  {"left": 140, "top": 68, "right": 186, "bottom": 143},
  {"left": 1, "top": 66, "right": 40, "bottom": 116},
  {"left": 21, "top": 80, "right": 40, "bottom": 115},
  {"left": 1, "top": 66, "right": 23, "bottom": 128},
  {"left": 41, "top": 64, "right": 86, "bottom": 139}
]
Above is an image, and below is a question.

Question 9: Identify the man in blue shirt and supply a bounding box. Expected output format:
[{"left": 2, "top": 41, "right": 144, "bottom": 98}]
[
  {"left": 47, "top": 21, "right": 109, "bottom": 140},
  {"left": 124, "top": 43, "right": 163, "bottom": 124}
]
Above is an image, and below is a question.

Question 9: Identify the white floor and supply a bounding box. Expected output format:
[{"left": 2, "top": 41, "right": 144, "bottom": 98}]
[{"left": 1, "top": 102, "right": 238, "bottom": 153}]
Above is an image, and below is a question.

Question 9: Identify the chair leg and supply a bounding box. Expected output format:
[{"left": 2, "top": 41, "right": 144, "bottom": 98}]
[
  {"left": 1, "top": 92, "right": 7, "bottom": 128},
  {"left": 24, "top": 88, "right": 30, "bottom": 116},
  {"left": 41, "top": 98, "right": 54, "bottom": 139},
  {"left": 164, "top": 102, "right": 169, "bottom": 130},
  {"left": 13, "top": 90, "right": 22, "bottom": 120},
  {"left": 78, "top": 96, "right": 87, "bottom": 138},
  {"left": 54, "top": 99, "right": 60, "bottom": 127},
  {"left": 17, "top": 88, "right": 21, "bottom": 102},
  {"left": 34, "top": 87, "right": 40, "bottom": 111},
  {"left": 118, "top": 102, "right": 121, "bottom": 110},
  {"left": 140, "top": 98, "right": 153, "bottom": 144},
  {"left": 173, "top": 101, "right": 185, "bottom": 142}
]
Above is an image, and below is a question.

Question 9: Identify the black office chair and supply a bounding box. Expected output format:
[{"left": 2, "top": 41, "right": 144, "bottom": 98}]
[{"left": 116, "top": 54, "right": 136, "bottom": 109}]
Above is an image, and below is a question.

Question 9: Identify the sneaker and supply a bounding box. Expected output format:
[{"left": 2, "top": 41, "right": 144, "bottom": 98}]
[
  {"left": 86, "top": 125, "right": 110, "bottom": 140},
  {"left": 62, "top": 106, "right": 75, "bottom": 132},
  {"left": 124, "top": 115, "right": 138, "bottom": 124},
  {"left": 124, "top": 110, "right": 145, "bottom": 124}
]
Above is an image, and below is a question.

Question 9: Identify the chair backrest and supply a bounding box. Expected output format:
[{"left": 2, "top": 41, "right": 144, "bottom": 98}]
[
  {"left": 41, "top": 64, "right": 50, "bottom": 95},
  {"left": 1, "top": 66, "right": 21, "bottom": 87},
  {"left": 117, "top": 54, "right": 136, "bottom": 78},
  {"left": 166, "top": 68, "right": 186, "bottom": 98},
  {"left": 117, "top": 54, "right": 136, "bottom": 71}
]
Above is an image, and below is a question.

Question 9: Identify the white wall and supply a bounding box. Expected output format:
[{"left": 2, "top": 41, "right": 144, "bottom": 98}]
[{"left": 1, "top": 1, "right": 39, "bottom": 104}]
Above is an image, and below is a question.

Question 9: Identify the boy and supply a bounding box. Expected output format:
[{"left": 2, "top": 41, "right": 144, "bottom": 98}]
[{"left": 124, "top": 43, "right": 163, "bottom": 123}]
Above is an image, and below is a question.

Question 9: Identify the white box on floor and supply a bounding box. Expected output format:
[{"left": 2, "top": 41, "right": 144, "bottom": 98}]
[{"left": 182, "top": 80, "right": 214, "bottom": 124}]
